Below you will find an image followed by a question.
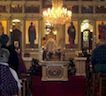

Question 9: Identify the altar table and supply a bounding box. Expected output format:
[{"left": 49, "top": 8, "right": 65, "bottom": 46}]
[{"left": 40, "top": 61, "right": 69, "bottom": 81}]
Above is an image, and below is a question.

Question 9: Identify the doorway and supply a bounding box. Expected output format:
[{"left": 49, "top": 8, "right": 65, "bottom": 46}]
[{"left": 81, "top": 19, "right": 93, "bottom": 51}]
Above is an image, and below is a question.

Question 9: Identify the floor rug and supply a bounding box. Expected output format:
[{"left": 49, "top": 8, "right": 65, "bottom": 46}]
[{"left": 32, "top": 75, "right": 86, "bottom": 96}]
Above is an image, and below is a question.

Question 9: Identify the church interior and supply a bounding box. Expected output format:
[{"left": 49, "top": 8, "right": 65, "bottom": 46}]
[{"left": 0, "top": 0, "right": 106, "bottom": 96}]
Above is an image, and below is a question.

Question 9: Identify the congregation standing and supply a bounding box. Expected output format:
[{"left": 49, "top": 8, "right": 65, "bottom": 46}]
[{"left": 0, "top": 22, "right": 27, "bottom": 96}]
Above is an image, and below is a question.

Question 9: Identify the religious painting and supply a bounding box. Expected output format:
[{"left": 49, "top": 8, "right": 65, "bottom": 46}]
[
  {"left": 25, "top": 5, "right": 40, "bottom": 13},
  {"left": 96, "top": 21, "right": 106, "bottom": 44},
  {"left": 95, "top": 5, "right": 106, "bottom": 13},
  {"left": 72, "top": 5, "right": 79, "bottom": 13},
  {"left": 0, "top": 20, "right": 7, "bottom": 34},
  {"left": 0, "top": 5, "right": 7, "bottom": 13},
  {"left": 25, "top": 21, "right": 39, "bottom": 48},
  {"left": 65, "top": 21, "right": 78, "bottom": 49},
  {"left": 67, "top": 5, "right": 79, "bottom": 14},
  {"left": 81, "top": 29, "right": 92, "bottom": 50},
  {"left": 10, "top": 4, "right": 22, "bottom": 13},
  {"left": 81, "top": 5, "right": 93, "bottom": 13}
]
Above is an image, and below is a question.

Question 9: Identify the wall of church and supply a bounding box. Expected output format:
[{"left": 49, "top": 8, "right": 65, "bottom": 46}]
[{"left": 0, "top": 0, "right": 106, "bottom": 59}]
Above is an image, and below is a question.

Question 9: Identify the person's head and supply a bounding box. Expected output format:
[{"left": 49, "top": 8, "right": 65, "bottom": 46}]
[
  {"left": 42, "top": 37, "right": 46, "bottom": 40},
  {"left": 14, "top": 41, "right": 19, "bottom": 48},
  {"left": 12, "top": 25, "right": 16, "bottom": 30},
  {"left": 0, "top": 34, "right": 9, "bottom": 47},
  {"left": 101, "top": 22, "right": 104, "bottom": 25},
  {"left": 0, "top": 48, "right": 10, "bottom": 63},
  {"left": 31, "top": 22, "right": 33, "bottom": 25},
  {"left": 70, "top": 22, "right": 73, "bottom": 26}
]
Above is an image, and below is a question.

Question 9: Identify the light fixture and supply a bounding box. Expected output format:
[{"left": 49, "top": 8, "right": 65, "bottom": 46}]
[
  {"left": 43, "top": 0, "right": 72, "bottom": 25},
  {"left": 12, "top": 19, "right": 21, "bottom": 22}
]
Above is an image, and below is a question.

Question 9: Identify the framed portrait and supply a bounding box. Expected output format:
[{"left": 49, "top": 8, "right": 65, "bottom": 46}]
[
  {"left": 65, "top": 21, "right": 78, "bottom": 49},
  {"left": 25, "top": 21, "right": 39, "bottom": 48},
  {"left": 96, "top": 21, "right": 106, "bottom": 44}
]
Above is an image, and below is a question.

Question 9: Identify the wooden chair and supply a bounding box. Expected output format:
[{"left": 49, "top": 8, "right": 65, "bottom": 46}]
[
  {"left": 85, "top": 54, "right": 106, "bottom": 96},
  {"left": 20, "top": 72, "right": 32, "bottom": 96},
  {"left": 99, "top": 73, "right": 106, "bottom": 96},
  {"left": 87, "top": 67, "right": 106, "bottom": 96}
]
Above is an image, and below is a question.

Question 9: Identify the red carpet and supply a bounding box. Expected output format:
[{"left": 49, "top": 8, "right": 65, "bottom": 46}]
[{"left": 32, "top": 75, "right": 86, "bottom": 96}]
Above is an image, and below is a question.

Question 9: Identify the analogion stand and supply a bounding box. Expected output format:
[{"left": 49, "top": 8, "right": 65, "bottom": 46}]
[
  {"left": 40, "top": 61, "right": 69, "bottom": 81},
  {"left": 74, "top": 57, "right": 87, "bottom": 76}
]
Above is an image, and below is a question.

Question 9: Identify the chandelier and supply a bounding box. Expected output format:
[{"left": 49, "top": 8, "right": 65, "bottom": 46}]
[{"left": 43, "top": 0, "right": 72, "bottom": 25}]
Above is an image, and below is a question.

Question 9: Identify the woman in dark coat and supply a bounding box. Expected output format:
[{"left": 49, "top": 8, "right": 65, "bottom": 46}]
[{"left": 8, "top": 44, "right": 19, "bottom": 72}]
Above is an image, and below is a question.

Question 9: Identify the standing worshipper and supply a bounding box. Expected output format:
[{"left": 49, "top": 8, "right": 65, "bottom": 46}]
[
  {"left": 8, "top": 44, "right": 19, "bottom": 72},
  {"left": 67, "top": 22, "right": 76, "bottom": 47},
  {"left": 11, "top": 25, "right": 22, "bottom": 50},
  {"left": 14, "top": 42, "right": 27, "bottom": 78},
  {"left": 28, "top": 22, "right": 36, "bottom": 48},
  {"left": 91, "top": 39, "right": 106, "bottom": 72}
]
